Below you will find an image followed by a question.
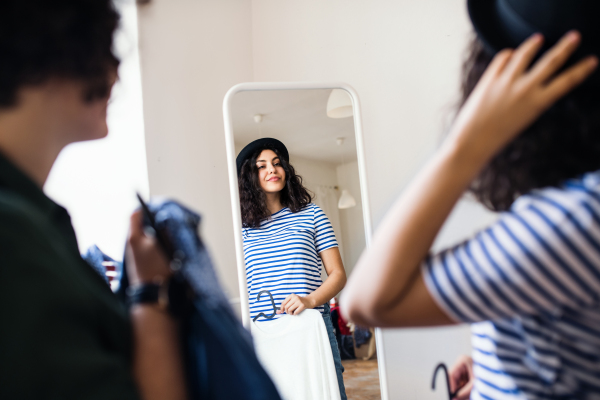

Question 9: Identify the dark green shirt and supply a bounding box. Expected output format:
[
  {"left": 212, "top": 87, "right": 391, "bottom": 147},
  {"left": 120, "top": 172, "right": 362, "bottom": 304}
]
[{"left": 0, "top": 153, "right": 140, "bottom": 399}]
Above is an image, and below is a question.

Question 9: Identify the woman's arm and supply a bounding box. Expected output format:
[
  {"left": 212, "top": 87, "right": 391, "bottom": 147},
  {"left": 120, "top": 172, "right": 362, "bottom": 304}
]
[
  {"left": 130, "top": 306, "right": 187, "bottom": 400},
  {"left": 308, "top": 247, "right": 347, "bottom": 307},
  {"left": 126, "top": 211, "right": 187, "bottom": 400},
  {"left": 341, "top": 31, "right": 597, "bottom": 328},
  {"left": 278, "top": 247, "right": 347, "bottom": 315}
]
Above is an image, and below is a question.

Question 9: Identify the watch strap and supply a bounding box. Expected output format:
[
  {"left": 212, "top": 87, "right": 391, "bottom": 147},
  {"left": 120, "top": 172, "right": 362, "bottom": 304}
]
[
  {"left": 125, "top": 273, "right": 192, "bottom": 317},
  {"left": 127, "top": 282, "right": 168, "bottom": 310},
  {"left": 127, "top": 283, "right": 159, "bottom": 303}
]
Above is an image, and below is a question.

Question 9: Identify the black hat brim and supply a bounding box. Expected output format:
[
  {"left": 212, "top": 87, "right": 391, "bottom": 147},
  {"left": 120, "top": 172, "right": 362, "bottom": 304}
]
[
  {"left": 468, "top": 0, "right": 537, "bottom": 55},
  {"left": 236, "top": 138, "right": 289, "bottom": 176},
  {"left": 467, "top": 0, "right": 600, "bottom": 84}
]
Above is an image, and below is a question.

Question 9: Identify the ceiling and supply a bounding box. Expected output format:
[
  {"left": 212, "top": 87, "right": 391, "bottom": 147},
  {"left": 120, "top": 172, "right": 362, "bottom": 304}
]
[{"left": 230, "top": 89, "right": 357, "bottom": 165}]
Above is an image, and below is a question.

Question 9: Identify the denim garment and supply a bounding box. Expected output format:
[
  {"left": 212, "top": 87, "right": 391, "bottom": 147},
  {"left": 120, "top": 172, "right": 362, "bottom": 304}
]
[
  {"left": 117, "top": 199, "right": 281, "bottom": 400},
  {"left": 322, "top": 303, "right": 347, "bottom": 400},
  {"left": 82, "top": 244, "right": 120, "bottom": 284}
]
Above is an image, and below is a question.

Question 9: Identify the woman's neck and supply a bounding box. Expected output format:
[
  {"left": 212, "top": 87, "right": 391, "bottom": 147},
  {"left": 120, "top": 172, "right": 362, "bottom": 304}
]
[
  {"left": 0, "top": 84, "right": 80, "bottom": 188},
  {"left": 265, "top": 192, "right": 283, "bottom": 215},
  {"left": 0, "top": 103, "right": 65, "bottom": 188}
]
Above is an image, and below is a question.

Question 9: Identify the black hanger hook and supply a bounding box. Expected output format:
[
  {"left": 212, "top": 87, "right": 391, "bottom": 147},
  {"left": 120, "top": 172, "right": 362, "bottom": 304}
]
[
  {"left": 431, "top": 363, "right": 458, "bottom": 400},
  {"left": 252, "top": 290, "right": 279, "bottom": 322}
]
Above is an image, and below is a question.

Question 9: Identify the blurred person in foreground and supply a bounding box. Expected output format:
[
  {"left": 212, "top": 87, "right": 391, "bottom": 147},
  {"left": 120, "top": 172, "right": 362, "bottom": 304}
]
[
  {"left": 0, "top": 1, "right": 185, "bottom": 399},
  {"left": 342, "top": 0, "right": 600, "bottom": 398}
]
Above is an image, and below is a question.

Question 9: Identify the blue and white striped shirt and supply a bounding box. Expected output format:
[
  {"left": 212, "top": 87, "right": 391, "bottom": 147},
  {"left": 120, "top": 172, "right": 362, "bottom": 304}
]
[
  {"left": 423, "top": 172, "right": 600, "bottom": 399},
  {"left": 243, "top": 203, "right": 338, "bottom": 322}
]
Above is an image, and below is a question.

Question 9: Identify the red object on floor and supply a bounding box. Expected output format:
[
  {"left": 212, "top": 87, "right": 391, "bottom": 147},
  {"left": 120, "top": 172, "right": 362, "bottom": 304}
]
[{"left": 331, "top": 305, "right": 351, "bottom": 335}]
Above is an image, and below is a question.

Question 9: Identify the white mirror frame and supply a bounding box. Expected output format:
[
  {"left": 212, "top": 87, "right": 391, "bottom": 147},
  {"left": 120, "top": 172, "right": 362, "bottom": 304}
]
[{"left": 223, "top": 82, "right": 389, "bottom": 400}]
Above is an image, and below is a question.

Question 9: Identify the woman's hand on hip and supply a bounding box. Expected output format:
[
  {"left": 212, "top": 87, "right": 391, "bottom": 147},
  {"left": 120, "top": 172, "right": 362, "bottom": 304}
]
[
  {"left": 447, "top": 30, "right": 597, "bottom": 168},
  {"left": 277, "top": 294, "right": 316, "bottom": 315}
]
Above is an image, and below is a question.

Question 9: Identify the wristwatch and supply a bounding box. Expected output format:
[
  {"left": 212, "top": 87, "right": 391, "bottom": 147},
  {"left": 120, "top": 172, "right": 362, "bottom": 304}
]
[
  {"left": 126, "top": 273, "right": 192, "bottom": 317},
  {"left": 126, "top": 278, "right": 169, "bottom": 311}
]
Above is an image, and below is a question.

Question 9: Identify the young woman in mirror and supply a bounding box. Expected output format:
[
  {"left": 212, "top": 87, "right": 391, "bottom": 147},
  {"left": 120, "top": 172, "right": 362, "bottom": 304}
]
[
  {"left": 342, "top": 1, "right": 600, "bottom": 398},
  {"left": 237, "top": 138, "right": 347, "bottom": 400}
]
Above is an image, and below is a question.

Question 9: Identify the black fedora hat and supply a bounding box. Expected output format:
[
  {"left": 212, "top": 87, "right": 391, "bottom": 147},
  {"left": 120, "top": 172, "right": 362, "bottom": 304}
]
[
  {"left": 236, "top": 137, "right": 289, "bottom": 176},
  {"left": 468, "top": 0, "right": 600, "bottom": 79}
]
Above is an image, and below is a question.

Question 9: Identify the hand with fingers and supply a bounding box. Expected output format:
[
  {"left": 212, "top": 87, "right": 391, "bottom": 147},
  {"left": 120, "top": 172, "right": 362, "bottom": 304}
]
[
  {"left": 277, "top": 293, "right": 316, "bottom": 316},
  {"left": 449, "top": 355, "right": 474, "bottom": 400},
  {"left": 125, "top": 210, "right": 172, "bottom": 287},
  {"left": 125, "top": 210, "right": 188, "bottom": 400},
  {"left": 447, "top": 30, "right": 598, "bottom": 168}
]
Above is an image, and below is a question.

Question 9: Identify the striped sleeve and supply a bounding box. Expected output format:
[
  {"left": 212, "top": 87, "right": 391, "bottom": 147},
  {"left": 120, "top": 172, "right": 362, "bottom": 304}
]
[
  {"left": 312, "top": 204, "right": 338, "bottom": 254},
  {"left": 421, "top": 189, "right": 600, "bottom": 323}
]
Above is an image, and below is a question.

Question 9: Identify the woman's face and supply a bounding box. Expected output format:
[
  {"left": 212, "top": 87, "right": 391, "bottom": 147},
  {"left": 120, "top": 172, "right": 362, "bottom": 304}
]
[
  {"left": 36, "top": 73, "right": 117, "bottom": 144},
  {"left": 256, "top": 149, "right": 286, "bottom": 194}
]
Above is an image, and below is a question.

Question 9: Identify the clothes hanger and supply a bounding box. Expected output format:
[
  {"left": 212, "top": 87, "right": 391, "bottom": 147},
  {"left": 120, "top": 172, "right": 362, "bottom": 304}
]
[
  {"left": 431, "top": 363, "right": 458, "bottom": 400},
  {"left": 252, "top": 290, "right": 279, "bottom": 322}
]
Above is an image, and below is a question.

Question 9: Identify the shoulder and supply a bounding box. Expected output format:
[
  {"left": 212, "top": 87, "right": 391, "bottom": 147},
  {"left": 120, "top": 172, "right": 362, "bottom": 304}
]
[
  {"left": 0, "top": 189, "right": 66, "bottom": 269},
  {"left": 498, "top": 174, "right": 600, "bottom": 253},
  {"left": 0, "top": 189, "right": 46, "bottom": 237},
  {"left": 308, "top": 203, "right": 330, "bottom": 221},
  {"left": 296, "top": 203, "right": 321, "bottom": 221},
  {"left": 305, "top": 203, "right": 323, "bottom": 215},
  {"left": 283, "top": 203, "right": 319, "bottom": 219},
  {"left": 511, "top": 174, "right": 600, "bottom": 224}
]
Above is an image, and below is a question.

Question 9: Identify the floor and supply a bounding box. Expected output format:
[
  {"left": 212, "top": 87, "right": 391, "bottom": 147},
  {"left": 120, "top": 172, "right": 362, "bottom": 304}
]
[{"left": 342, "top": 359, "right": 381, "bottom": 400}]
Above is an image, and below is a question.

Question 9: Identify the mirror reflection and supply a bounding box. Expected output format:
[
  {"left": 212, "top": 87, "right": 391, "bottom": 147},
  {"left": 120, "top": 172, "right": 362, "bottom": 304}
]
[{"left": 229, "top": 89, "right": 380, "bottom": 400}]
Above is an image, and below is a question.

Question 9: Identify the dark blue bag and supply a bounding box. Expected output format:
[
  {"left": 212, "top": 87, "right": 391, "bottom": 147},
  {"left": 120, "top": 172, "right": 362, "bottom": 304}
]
[{"left": 116, "top": 199, "right": 281, "bottom": 400}]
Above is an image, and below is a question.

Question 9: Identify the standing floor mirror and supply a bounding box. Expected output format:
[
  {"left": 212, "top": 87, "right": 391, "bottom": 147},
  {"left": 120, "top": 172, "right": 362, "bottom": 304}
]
[{"left": 223, "top": 82, "right": 388, "bottom": 400}]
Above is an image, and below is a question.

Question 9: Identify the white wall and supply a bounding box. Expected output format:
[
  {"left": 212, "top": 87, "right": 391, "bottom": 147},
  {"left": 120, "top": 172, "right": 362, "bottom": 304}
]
[
  {"left": 137, "top": 1, "right": 500, "bottom": 398},
  {"left": 336, "top": 160, "right": 365, "bottom": 277},
  {"left": 136, "top": 0, "right": 254, "bottom": 298},
  {"left": 45, "top": 2, "right": 148, "bottom": 260},
  {"left": 289, "top": 155, "right": 338, "bottom": 195}
]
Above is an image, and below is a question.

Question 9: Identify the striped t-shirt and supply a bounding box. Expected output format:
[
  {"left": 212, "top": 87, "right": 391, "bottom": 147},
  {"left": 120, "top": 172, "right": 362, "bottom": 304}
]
[
  {"left": 422, "top": 172, "right": 600, "bottom": 399},
  {"left": 243, "top": 203, "right": 338, "bottom": 322}
]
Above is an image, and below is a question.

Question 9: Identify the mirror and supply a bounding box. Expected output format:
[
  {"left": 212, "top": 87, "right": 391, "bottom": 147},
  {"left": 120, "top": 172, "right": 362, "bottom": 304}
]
[{"left": 223, "top": 83, "right": 387, "bottom": 400}]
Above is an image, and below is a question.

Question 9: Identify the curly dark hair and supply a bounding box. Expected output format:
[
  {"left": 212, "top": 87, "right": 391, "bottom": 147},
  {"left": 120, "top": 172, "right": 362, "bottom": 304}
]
[
  {"left": 462, "top": 36, "right": 600, "bottom": 211},
  {"left": 238, "top": 145, "right": 313, "bottom": 228},
  {"left": 0, "top": 0, "right": 120, "bottom": 108}
]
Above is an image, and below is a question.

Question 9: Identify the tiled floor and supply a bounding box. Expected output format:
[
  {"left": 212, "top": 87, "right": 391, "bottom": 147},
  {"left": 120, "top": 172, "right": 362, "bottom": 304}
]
[{"left": 342, "top": 359, "right": 381, "bottom": 400}]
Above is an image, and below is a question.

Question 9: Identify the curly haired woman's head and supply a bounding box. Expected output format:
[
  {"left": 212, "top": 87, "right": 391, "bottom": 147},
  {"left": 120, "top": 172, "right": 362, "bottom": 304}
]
[
  {"left": 238, "top": 145, "right": 312, "bottom": 228},
  {"left": 462, "top": 36, "right": 600, "bottom": 211}
]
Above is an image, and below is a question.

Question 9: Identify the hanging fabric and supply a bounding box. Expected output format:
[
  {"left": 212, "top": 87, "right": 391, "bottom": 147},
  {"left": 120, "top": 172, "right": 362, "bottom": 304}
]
[{"left": 251, "top": 309, "right": 341, "bottom": 400}]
